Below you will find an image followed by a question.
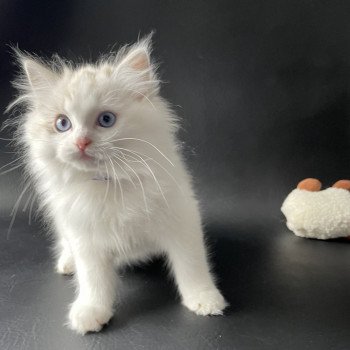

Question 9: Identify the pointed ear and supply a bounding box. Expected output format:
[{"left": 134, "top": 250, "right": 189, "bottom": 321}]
[
  {"left": 117, "top": 35, "right": 153, "bottom": 77},
  {"left": 21, "top": 57, "right": 58, "bottom": 91},
  {"left": 120, "top": 46, "right": 151, "bottom": 72},
  {"left": 114, "top": 33, "right": 159, "bottom": 99},
  {"left": 115, "top": 35, "right": 159, "bottom": 97}
]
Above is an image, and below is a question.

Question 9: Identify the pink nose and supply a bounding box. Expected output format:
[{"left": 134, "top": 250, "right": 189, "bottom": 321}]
[{"left": 76, "top": 137, "right": 92, "bottom": 152}]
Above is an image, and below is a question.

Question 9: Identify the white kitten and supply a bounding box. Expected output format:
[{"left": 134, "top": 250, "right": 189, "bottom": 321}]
[{"left": 9, "top": 36, "right": 227, "bottom": 334}]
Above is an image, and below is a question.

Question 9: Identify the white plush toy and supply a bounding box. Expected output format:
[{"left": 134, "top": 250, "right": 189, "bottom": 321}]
[{"left": 281, "top": 178, "right": 350, "bottom": 240}]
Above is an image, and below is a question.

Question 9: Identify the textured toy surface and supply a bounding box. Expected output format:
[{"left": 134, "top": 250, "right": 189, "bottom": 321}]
[{"left": 281, "top": 179, "right": 350, "bottom": 240}]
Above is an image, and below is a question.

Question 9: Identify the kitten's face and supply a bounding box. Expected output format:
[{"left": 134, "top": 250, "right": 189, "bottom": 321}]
[
  {"left": 35, "top": 66, "right": 136, "bottom": 173},
  {"left": 19, "top": 38, "right": 162, "bottom": 177}
]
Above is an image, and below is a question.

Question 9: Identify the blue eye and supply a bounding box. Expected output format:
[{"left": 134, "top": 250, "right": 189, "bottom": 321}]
[
  {"left": 55, "top": 115, "right": 72, "bottom": 132},
  {"left": 97, "top": 112, "right": 116, "bottom": 128}
]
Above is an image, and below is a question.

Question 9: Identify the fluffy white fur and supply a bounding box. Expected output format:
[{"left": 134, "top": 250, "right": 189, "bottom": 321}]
[
  {"left": 281, "top": 188, "right": 350, "bottom": 239},
  {"left": 8, "top": 36, "right": 227, "bottom": 334}
]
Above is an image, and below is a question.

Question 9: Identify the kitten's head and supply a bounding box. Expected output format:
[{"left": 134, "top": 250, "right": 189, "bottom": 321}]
[{"left": 10, "top": 35, "right": 174, "bottom": 178}]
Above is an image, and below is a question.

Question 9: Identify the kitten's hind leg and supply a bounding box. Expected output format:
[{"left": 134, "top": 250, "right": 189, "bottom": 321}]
[{"left": 56, "top": 237, "right": 75, "bottom": 275}]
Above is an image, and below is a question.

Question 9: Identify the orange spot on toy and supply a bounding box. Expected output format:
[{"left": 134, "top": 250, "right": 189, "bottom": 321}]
[
  {"left": 297, "top": 178, "right": 322, "bottom": 192},
  {"left": 332, "top": 180, "right": 350, "bottom": 190}
]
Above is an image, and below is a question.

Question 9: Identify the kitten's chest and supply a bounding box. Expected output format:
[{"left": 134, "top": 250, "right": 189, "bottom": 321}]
[
  {"left": 49, "top": 176, "right": 157, "bottom": 231},
  {"left": 55, "top": 179, "right": 160, "bottom": 256}
]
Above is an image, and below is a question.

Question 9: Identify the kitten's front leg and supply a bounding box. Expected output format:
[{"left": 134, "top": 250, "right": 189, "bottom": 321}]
[
  {"left": 68, "top": 243, "right": 117, "bottom": 335},
  {"left": 164, "top": 222, "right": 228, "bottom": 316},
  {"left": 56, "top": 237, "right": 75, "bottom": 275}
]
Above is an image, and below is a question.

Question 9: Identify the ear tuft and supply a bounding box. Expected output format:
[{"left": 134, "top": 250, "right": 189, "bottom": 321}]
[
  {"left": 128, "top": 49, "right": 150, "bottom": 71},
  {"left": 113, "top": 33, "right": 159, "bottom": 97},
  {"left": 118, "top": 33, "right": 153, "bottom": 72},
  {"left": 20, "top": 56, "right": 58, "bottom": 91}
]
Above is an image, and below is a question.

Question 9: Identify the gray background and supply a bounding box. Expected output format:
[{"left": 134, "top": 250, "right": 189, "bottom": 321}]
[{"left": 0, "top": 1, "right": 350, "bottom": 349}]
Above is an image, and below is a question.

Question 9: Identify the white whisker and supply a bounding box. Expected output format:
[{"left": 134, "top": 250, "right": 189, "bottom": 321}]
[
  {"left": 114, "top": 146, "right": 183, "bottom": 194},
  {"left": 110, "top": 147, "right": 169, "bottom": 208},
  {"left": 110, "top": 153, "right": 149, "bottom": 214},
  {"left": 114, "top": 138, "right": 174, "bottom": 167},
  {"left": 22, "top": 192, "right": 33, "bottom": 212},
  {"left": 28, "top": 195, "right": 36, "bottom": 226},
  {"left": 110, "top": 154, "right": 137, "bottom": 190},
  {"left": 7, "top": 182, "right": 31, "bottom": 239},
  {"left": 0, "top": 164, "right": 22, "bottom": 176},
  {"left": 0, "top": 137, "right": 15, "bottom": 141},
  {"left": 0, "top": 157, "right": 22, "bottom": 171},
  {"left": 96, "top": 146, "right": 136, "bottom": 190},
  {"left": 106, "top": 152, "right": 125, "bottom": 209},
  {"left": 103, "top": 160, "right": 110, "bottom": 204}
]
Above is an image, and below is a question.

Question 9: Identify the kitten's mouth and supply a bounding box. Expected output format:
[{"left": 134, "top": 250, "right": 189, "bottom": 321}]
[
  {"left": 79, "top": 151, "right": 93, "bottom": 161},
  {"left": 68, "top": 151, "right": 99, "bottom": 171}
]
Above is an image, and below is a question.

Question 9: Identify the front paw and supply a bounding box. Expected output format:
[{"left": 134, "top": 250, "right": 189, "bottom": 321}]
[
  {"left": 68, "top": 301, "right": 113, "bottom": 335},
  {"left": 56, "top": 254, "right": 75, "bottom": 275},
  {"left": 183, "top": 289, "right": 228, "bottom": 316}
]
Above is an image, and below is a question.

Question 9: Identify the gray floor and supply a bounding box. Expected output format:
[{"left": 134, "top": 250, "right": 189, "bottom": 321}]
[{"left": 1, "top": 213, "right": 349, "bottom": 350}]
